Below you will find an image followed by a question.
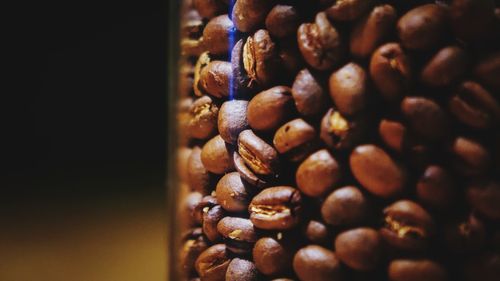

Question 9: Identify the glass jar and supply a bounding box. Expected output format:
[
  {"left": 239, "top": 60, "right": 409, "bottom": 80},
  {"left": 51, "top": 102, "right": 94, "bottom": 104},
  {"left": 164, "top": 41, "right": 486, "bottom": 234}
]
[{"left": 169, "top": 1, "right": 500, "bottom": 280}]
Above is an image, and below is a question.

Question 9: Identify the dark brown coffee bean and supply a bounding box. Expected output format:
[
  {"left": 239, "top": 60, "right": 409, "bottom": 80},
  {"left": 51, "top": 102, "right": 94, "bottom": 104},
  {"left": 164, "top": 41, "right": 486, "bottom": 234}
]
[
  {"left": 188, "top": 96, "right": 219, "bottom": 140},
  {"left": 217, "top": 217, "right": 258, "bottom": 254},
  {"left": 201, "top": 135, "right": 234, "bottom": 174},
  {"left": 325, "top": 0, "right": 374, "bottom": 21},
  {"left": 321, "top": 186, "right": 371, "bottom": 226},
  {"left": 238, "top": 129, "right": 280, "bottom": 176},
  {"left": 181, "top": 191, "right": 204, "bottom": 227},
  {"left": 203, "top": 204, "right": 226, "bottom": 242},
  {"left": 381, "top": 200, "right": 434, "bottom": 251},
  {"left": 450, "top": 137, "right": 490, "bottom": 177},
  {"left": 232, "top": 0, "right": 273, "bottom": 33},
  {"left": 350, "top": 4, "right": 397, "bottom": 58},
  {"left": 449, "top": 81, "right": 500, "bottom": 130},
  {"left": 181, "top": 227, "right": 209, "bottom": 275},
  {"left": 199, "top": 61, "right": 232, "bottom": 98},
  {"left": 188, "top": 147, "right": 212, "bottom": 195},
  {"left": 443, "top": 214, "right": 486, "bottom": 254},
  {"left": 350, "top": 144, "right": 406, "bottom": 198},
  {"left": 194, "top": 52, "right": 212, "bottom": 97},
  {"left": 474, "top": 51, "right": 500, "bottom": 93},
  {"left": 232, "top": 39, "right": 254, "bottom": 94},
  {"left": 218, "top": 100, "right": 249, "bottom": 145},
  {"left": 203, "top": 14, "right": 235, "bottom": 55},
  {"left": 292, "top": 68, "right": 328, "bottom": 117},
  {"left": 297, "top": 12, "right": 345, "bottom": 71},
  {"left": 249, "top": 186, "right": 302, "bottom": 230},
  {"left": 279, "top": 39, "right": 306, "bottom": 76},
  {"left": 379, "top": 119, "right": 406, "bottom": 153},
  {"left": 226, "top": 258, "right": 260, "bottom": 281},
  {"left": 320, "top": 108, "right": 366, "bottom": 150},
  {"left": 329, "top": 62, "right": 368, "bottom": 116},
  {"left": 421, "top": 46, "right": 467, "bottom": 87},
  {"left": 195, "top": 244, "right": 231, "bottom": 281},
  {"left": 467, "top": 181, "right": 500, "bottom": 220},
  {"left": 253, "top": 237, "right": 293, "bottom": 276},
  {"left": 273, "top": 118, "right": 317, "bottom": 162},
  {"left": 265, "top": 5, "right": 301, "bottom": 38},
  {"left": 178, "top": 147, "right": 193, "bottom": 183},
  {"left": 464, "top": 252, "right": 500, "bottom": 281},
  {"left": 182, "top": 9, "right": 204, "bottom": 38},
  {"left": 397, "top": 4, "right": 449, "bottom": 50},
  {"left": 233, "top": 152, "right": 268, "bottom": 189},
  {"left": 194, "top": 195, "right": 218, "bottom": 225},
  {"left": 401, "top": 97, "right": 450, "bottom": 142},
  {"left": 242, "top": 29, "right": 280, "bottom": 88},
  {"left": 416, "top": 165, "right": 456, "bottom": 210},
  {"left": 215, "top": 172, "right": 251, "bottom": 212},
  {"left": 296, "top": 149, "right": 341, "bottom": 197},
  {"left": 388, "top": 259, "right": 448, "bottom": 281},
  {"left": 335, "top": 227, "right": 383, "bottom": 271},
  {"left": 304, "top": 220, "right": 329, "bottom": 244},
  {"left": 370, "top": 43, "right": 412, "bottom": 102},
  {"left": 450, "top": 0, "right": 497, "bottom": 43},
  {"left": 247, "top": 86, "right": 295, "bottom": 132},
  {"left": 293, "top": 245, "right": 345, "bottom": 281},
  {"left": 193, "top": 0, "right": 227, "bottom": 19}
]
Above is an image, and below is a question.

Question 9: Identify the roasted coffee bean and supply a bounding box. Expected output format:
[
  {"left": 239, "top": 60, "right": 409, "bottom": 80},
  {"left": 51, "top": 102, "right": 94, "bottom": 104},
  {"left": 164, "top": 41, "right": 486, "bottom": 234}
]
[
  {"left": 182, "top": 37, "right": 206, "bottom": 57},
  {"left": 218, "top": 100, "right": 249, "bottom": 144},
  {"left": 187, "top": 147, "right": 212, "bottom": 195},
  {"left": 279, "top": 39, "right": 306, "bottom": 76},
  {"left": 335, "top": 227, "right": 383, "bottom": 271},
  {"left": 467, "top": 181, "right": 500, "bottom": 220},
  {"left": 474, "top": 51, "right": 500, "bottom": 93},
  {"left": 304, "top": 220, "right": 329, "bottom": 245},
  {"left": 182, "top": 9, "right": 204, "bottom": 38},
  {"left": 329, "top": 62, "right": 368, "bottom": 116},
  {"left": 388, "top": 259, "right": 448, "bottom": 281},
  {"left": 421, "top": 46, "right": 467, "bottom": 87},
  {"left": 178, "top": 147, "right": 193, "bottom": 183},
  {"left": 247, "top": 86, "right": 295, "bottom": 132},
  {"left": 450, "top": 0, "right": 497, "bottom": 43},
  {"left": 464, "top": 252, "right": 500, "bottom": 281},
  {"left": 397, "top": 4, "right": 449, "bottom": 50},
  {"left": 217, "top": 217, "right": 258, "bottom": 254},
  {"left": 449, "top": 81, "right": 500, "bottom": 130},
  {"left": 450, "top": 137, "right": 490, "bottom": 176},
  {"left": 265, "top": 5, "right": 301, "bottom": 39},
  {"left": 378, "top": 119, "right": 406, "bottom": 153},
  {"left": 232, "top": 39, "right": 254, "bottom": 94},
  {"left": 350, "top": 144, "right": 406, "bottom": 198},
  {"left": 401, "top": 97, "right": 450, "bottom": 142},
  {"left": 215, "top": 172, "right": 251, "bottom": 212},
  {"left": 370, "top": 43, "right": 412, "bottom": 102},
  {"left": 249, "top": 186, "right": 302, "bottom": 230},
  {"left": 253, "top": 237, "right": 293, "bottom": 276},
  {"left": 203, "top": 14, "right": 235, "bottom": 55},
  {"left": 182, "top": 191, "right": 204, "bottom": 226},
  {"left": 233, "top": 152, "right": 268, "bottom": 189},
  {"left": 297, "top": 12, "right": 345, "bottom": 71},
  {"left": 195, "top": 244, "right": 231, "bottom": 281},
  {"left": 292, "top": 68, "right": 328, "bottom": 117},
  {"left": 194, "top": 52, "right": 212, "bottom": 97},
  {"left": 325, "top": 0, "right": 374, "bottom": 21},
  {"left": 242, "top": 29, "right": 280, "bottom": 88},
  {"left": 188, "top": 95, "right": 219, "bottom": 140},
  {"left": 193, "top": 0, "right": 226, "bottom": 19},
  {"left": 293, "top": 245, "right": 345, "bottom": 281},
  {"left": 201, "top": 135, "right": 234, "bottom": 174},
  {"left": 225, "top": 258, "right": 260, "bottom": 281},
  {"left": 321, "top": 186, "right": 371, "bottom": 226},
  {"left": 296, "top": 149, "right": 341, "bottom": 197},
  {"left": 194, "top": 195, "right": 218, "bottom": 225},
  {"left": 232, "top": 0, "right": 273, "bottom": 33},
  {"left": 238, "top": 129, "right": 280, "bottom": 176},
  {"left": 199, "top": 61, "right": 232, "bottom": 98},
  {"left": 350, "top": 4, "right": 398, "bottom": 58},
  {"left": 443, "top": 214, "right": 486, "bottom": 253},
  {"left": 203, "top": 204, "right": 226, "bottom": 242},
  {"left": 274, "top": 118, "right": 317, "bottom": 162},
  {"left": 180, "top": 227, "right": 209, "bottom": 275},
  {"left": 320, "top": 108, "right": 366, "bottom": 150},
  {"left": 416, "top": 165, "right": 456, "bottom": 210},
  {"left": 381, "top": 200, "right": 434, "bottom": 251}
]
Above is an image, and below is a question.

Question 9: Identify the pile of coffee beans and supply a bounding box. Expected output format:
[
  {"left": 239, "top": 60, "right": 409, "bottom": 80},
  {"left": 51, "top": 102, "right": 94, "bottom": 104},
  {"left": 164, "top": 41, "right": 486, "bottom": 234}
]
[{"left": 176, "top": 0, "right": 500, "bottom": 280}]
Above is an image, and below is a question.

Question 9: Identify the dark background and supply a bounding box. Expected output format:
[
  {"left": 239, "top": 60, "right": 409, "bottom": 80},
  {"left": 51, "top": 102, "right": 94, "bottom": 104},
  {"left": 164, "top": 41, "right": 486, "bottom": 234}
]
[{"left": 2, "top": 0, "right": 169, "bottom": 279}]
